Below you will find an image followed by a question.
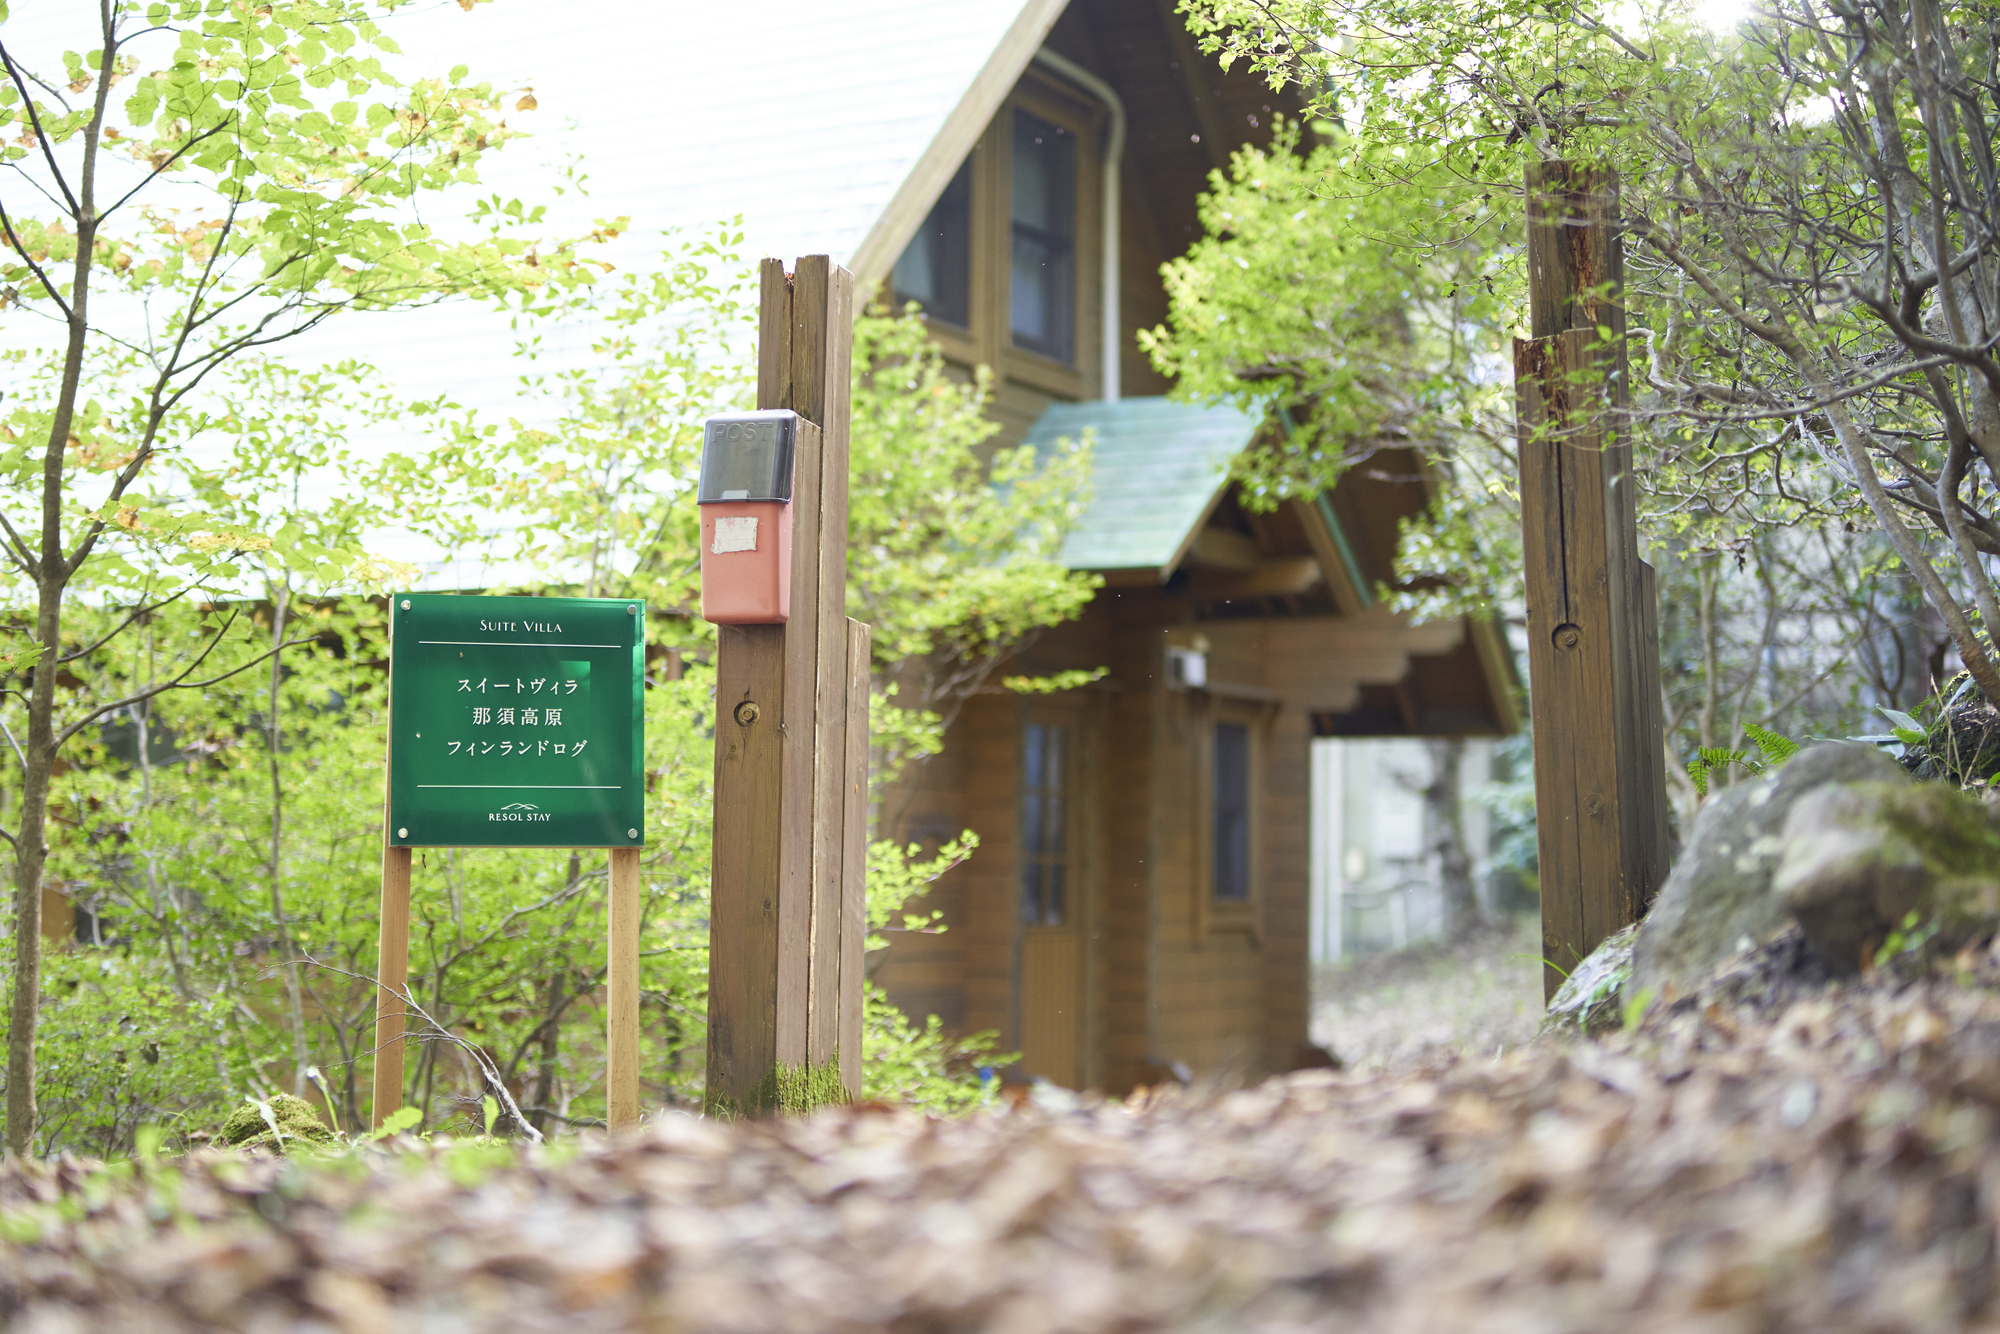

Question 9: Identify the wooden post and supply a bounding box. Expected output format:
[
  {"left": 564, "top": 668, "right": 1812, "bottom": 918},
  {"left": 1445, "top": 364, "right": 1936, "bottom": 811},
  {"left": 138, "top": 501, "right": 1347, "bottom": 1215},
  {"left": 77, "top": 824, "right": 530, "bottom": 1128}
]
[
  {"left": 707, "top": 256, "right": 870, "bottom": 1112},
  {"left": 606, "top": 846, "right": 641, "bottom": 1128},
  {"left": 369, "top": 843, "right": 412, "bottom": 1127},
  {"left": 1516, "top": 162, "right": 1671, "bottom": 1000}
]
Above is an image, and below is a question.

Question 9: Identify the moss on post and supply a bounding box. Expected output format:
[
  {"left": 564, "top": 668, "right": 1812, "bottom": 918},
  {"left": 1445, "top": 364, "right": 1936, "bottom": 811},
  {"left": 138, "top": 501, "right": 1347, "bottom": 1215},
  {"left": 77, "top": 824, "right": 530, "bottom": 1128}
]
[{"left": 705, "top": 1053, "right": 849, "bottom": 1120}]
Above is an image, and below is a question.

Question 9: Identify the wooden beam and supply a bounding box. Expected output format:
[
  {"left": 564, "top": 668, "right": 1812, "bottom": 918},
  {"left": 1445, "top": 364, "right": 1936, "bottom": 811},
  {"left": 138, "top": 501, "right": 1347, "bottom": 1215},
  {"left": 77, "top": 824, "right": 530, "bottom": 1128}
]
[
  {"left": 1289, "top": 497, "right": 1369, "bottom": 617},
  {"left": 1517, "top": 162, "right": 1669, "bottom": 1001},
  {"left": 838, "top": 618, "right": 871, "bottom": 1098},
  {"left": 1190, "top": 556, "right": 1323, "bottom": 600},
  {"left": 606, "top": 847, "right": 640, "bottom": 1129},
  {"left": 1186, "top": 527, "right": 1262, "bottom": 572},
  {"left": 369, "top": 844, "right": 412, "bottom": 1128}
]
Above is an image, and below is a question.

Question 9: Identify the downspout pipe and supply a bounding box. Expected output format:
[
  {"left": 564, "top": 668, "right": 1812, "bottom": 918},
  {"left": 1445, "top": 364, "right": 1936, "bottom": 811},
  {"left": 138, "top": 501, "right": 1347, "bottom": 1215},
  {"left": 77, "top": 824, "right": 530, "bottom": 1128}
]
[{"left": 1030, "top": 47, "right": 1125, "bottom": 402}]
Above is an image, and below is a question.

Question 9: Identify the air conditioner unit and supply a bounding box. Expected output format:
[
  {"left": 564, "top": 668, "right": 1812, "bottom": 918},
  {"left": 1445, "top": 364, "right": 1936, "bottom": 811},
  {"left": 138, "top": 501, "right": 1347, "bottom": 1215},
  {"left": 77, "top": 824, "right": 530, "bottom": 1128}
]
[{"left": 1165, "top": 645, "right": 1207, "bottom": 691}]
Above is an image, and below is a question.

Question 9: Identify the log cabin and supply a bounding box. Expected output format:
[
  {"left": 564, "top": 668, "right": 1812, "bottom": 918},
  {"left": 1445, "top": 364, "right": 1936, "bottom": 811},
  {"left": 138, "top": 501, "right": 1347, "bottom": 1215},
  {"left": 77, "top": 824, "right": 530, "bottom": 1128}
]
[{"left": 810, "top": 0, "right": 1524, "bottom": 1090}]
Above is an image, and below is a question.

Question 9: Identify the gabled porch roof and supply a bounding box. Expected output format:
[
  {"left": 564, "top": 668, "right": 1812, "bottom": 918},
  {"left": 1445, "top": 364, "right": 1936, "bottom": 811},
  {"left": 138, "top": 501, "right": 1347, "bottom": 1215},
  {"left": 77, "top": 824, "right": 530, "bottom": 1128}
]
[{"left": 1023, "top": 398, "right": 1261, "bottom": 579}]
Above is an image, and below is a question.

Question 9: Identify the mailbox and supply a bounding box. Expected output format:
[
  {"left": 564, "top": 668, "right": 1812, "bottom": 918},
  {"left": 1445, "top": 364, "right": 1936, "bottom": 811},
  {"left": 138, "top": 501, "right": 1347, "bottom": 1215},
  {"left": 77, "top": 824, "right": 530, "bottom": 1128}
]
[{"left": 698, "top": 409, "right": 799, "bottom": 624}]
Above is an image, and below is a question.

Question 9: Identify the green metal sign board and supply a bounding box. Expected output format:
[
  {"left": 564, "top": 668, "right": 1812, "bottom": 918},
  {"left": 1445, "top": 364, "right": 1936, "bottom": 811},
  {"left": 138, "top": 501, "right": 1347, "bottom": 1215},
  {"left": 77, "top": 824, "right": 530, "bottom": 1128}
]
[{"left": 387, "top": 594, "right": 645, "bottom": 849}]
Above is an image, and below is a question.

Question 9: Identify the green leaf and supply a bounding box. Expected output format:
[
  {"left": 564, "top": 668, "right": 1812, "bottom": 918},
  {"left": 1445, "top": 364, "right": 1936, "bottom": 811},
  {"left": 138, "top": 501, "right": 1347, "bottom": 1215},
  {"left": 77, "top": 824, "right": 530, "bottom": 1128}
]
[{"left": 1879, "top": 707, "right": 1926, "bottom": 736}]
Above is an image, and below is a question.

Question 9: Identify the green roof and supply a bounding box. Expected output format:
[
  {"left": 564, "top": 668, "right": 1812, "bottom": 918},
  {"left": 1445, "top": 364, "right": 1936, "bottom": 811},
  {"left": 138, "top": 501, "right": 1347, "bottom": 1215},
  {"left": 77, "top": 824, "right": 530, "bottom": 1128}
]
[{"left": 1022, "top": 397, "right": 1263, "bottom": 576}]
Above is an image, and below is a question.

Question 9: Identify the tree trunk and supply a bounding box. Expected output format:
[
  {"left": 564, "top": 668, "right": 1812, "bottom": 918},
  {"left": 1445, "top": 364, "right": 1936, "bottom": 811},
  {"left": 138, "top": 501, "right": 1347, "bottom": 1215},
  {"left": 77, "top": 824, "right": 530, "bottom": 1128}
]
[
  {"left": 6, "top": 596, "right": 59, "bottom": 1155},
  {"left": 1424, "top": 738, "right": 1483, "bottom": 943}
]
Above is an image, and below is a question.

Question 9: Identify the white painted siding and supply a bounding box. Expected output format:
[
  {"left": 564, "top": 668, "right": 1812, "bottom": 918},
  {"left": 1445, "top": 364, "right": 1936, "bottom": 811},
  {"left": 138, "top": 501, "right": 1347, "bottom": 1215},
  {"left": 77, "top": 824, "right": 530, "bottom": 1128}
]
[{"left": 1308, "top": 738, "right": 1495, "bottom": 962}]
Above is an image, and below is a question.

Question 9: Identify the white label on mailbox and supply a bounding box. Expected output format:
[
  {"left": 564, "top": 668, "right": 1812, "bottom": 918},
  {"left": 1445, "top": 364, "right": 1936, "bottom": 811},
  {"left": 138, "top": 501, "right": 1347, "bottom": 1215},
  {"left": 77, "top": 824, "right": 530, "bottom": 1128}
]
[{"left": 712, "top": 516, "right": 758, "bottom": 554}]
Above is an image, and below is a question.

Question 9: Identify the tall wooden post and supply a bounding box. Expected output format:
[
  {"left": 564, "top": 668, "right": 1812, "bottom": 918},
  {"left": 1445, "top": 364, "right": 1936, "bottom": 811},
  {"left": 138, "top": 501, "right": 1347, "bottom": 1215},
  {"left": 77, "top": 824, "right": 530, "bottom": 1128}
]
[
  {"left": 707, "top": 256, "right": 872, "bottom": 1111},
  {"left": 1515, "top": 162, "right": 1671, "bottom": 1000}
]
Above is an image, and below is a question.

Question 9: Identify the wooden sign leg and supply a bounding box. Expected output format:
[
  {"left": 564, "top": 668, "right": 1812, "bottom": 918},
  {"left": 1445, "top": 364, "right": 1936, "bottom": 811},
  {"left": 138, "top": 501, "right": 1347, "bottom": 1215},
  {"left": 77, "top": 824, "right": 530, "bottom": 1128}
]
[
  {"left": 607, "top": 846, "right": 641, "bottom": 1129},
  {"left": 370, "top": 843, "right": 413, "bottom": 1128}
]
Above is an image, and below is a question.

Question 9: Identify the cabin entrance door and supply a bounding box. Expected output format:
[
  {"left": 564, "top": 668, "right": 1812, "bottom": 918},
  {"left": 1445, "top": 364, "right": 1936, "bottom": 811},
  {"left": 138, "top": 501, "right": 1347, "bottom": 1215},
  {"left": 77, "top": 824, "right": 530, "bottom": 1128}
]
[{"left": 1016, "top": 703, "right": 1089, "bottom": 1088}]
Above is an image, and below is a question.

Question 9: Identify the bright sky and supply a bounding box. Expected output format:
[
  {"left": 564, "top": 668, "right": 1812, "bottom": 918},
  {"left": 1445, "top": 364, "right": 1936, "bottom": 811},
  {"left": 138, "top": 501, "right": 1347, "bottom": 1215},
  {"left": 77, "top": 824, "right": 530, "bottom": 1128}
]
[{"left": 0, "top": 0, "right": 1028, "bottom": 588}]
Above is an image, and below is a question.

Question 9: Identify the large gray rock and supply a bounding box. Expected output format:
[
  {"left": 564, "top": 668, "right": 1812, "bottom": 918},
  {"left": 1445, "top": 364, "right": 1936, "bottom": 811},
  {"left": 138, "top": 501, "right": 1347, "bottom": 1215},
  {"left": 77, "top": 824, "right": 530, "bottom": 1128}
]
[
  {"left": 1632, "top": 742, "right": 1908, "bottom": 1000},
  {"left": 1776, "top": 780, "right": 2000, "bottom": 970},
  {"left": 1539, "top": 922, "right": 1638, "bottom": 1037}
]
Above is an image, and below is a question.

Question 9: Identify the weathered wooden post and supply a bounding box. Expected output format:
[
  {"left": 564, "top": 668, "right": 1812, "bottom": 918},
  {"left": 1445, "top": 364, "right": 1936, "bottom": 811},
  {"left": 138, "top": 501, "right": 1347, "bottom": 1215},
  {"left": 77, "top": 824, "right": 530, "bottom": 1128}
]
[
  {"left": 705, "top": 256, "right": 871, "bottom": 1112},
  {"left": 1515, "top": 162, "right": 1671, "bottom": 1000}
]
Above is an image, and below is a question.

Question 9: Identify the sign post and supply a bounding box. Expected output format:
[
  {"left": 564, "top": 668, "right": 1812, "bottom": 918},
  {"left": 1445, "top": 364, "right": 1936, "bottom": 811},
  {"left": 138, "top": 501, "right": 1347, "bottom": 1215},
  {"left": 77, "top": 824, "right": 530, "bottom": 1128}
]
[
  {"left": 372, "top": 592, "right": 647, "bottom": 1128},
  {"left": 705, "top": 256, "right": 871, "bottom": 1113}
]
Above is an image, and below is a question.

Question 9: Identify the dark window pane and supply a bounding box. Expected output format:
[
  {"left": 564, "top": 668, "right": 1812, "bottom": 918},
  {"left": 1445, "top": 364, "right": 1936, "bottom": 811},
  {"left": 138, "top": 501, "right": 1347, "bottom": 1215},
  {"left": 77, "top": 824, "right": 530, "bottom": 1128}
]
[
  {"left": 892, "top": 159, "right": 972, "bottom": 328},
  {"left": 1022, "top": 780, "right": 1044, "bottom": 862},
  {"left": 1020, "top": 721, "right": 1073, "bottom": 927},
  {"left": 1022, "top": 864, "right": 1044, "bottom": 924},
  {"left": 1010, "top": 111, "right": 1075, "bottom": 362},
  {"left": 1213, "top": 723, "right": 1251, "bottom": 903}
]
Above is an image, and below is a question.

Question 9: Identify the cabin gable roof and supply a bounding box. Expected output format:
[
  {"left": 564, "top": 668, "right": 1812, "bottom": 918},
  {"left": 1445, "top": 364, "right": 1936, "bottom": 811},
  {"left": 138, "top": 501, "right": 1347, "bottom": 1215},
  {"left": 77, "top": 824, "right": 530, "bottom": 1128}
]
[{"left": 1021, "top": 398, "right": 1260, "bottom": 579}]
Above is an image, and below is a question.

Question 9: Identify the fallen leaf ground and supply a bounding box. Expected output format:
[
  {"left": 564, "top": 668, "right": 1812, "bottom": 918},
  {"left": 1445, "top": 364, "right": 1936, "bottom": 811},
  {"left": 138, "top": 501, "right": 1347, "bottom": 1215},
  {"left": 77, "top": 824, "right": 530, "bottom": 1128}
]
[
  {"left": 1313, "top": 912, "right": 1546, "bottom": 1069},
  {"left": 8, "top": 934, "right": 2000, "bottom": 1331}
]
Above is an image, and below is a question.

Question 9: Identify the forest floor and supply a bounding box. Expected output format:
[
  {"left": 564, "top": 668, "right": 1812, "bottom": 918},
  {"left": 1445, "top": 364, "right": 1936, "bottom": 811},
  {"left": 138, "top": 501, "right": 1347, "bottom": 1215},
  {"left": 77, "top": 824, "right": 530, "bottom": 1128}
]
[
  {"left": 1312, "top": 911, "right": 1546, "bottom": 1070},
  {"left": 8, "top": 931, "right": 2000, "bottom": 1332}
]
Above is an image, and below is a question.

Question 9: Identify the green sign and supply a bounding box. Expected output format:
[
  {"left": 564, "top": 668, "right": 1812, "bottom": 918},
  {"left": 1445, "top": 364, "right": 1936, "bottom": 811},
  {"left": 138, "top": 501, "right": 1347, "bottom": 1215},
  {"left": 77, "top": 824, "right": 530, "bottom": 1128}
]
[{"left": 387, "top": 594, "right": 645, "bottom": 848}]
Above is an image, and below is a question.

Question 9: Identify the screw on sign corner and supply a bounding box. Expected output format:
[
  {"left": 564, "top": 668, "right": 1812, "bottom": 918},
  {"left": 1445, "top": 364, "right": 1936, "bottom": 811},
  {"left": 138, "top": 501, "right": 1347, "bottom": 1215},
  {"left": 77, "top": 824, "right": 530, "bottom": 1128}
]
[
  {"left": 734, "top": 701, "right": 760, "bottom": 726},
  {"left": 1553, "top": 623, "right": 1583, "bottom": 651}
]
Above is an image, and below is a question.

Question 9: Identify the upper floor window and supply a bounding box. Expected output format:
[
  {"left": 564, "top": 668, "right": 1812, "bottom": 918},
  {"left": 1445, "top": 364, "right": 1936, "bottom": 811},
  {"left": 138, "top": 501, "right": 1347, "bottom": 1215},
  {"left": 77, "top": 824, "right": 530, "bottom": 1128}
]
[
  {"left": 892, "top": 159, "right": 972, "bottom": 329},
  {"left": 1010, "top": 110, "right": 1075, "bottom": 364},
  {"left": 1021, "top": 721, "right": 1071, "bottom": 925},
  {"left": 1213, "top": 722, "right": 1251, "bottom": 904}
]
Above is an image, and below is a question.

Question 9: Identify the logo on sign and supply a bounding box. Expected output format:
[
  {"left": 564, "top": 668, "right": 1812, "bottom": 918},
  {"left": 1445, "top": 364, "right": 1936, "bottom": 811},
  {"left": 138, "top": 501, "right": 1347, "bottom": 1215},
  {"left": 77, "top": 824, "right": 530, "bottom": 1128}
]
[{"left": 490, "top": 801, "right": 551, "bottom": 823}]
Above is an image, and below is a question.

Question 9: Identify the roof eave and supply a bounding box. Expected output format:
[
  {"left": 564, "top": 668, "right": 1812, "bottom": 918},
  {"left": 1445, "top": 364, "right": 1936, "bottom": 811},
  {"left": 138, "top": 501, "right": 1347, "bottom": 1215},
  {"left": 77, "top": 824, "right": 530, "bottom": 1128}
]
[{"left": 845, "top": 0, "right": 1071, "bottom": 292}]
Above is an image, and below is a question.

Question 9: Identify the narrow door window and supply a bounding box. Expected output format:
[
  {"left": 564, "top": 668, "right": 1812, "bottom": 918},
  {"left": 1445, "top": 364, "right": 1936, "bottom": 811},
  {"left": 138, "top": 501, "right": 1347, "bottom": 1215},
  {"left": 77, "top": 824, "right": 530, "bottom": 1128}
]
[
  {"left": 1010, "top": 110, "right": 1075, "bottom": 363},
  {"left": 892, "top": 159, "right": 972, "bottom": 328},
  {"left": 1213, "top": 722, "right": 1251, "bottom": 903},
  {"left": 1021, "top": 722, "right": 1070, "bottom": 925}
]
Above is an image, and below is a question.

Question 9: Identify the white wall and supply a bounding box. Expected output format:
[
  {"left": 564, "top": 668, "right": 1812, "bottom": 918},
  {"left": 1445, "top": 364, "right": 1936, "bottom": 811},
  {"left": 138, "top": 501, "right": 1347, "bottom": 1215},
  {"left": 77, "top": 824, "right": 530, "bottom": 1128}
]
[{"left": 1308, "top": 737, "right": 1494, "bottom": 963}]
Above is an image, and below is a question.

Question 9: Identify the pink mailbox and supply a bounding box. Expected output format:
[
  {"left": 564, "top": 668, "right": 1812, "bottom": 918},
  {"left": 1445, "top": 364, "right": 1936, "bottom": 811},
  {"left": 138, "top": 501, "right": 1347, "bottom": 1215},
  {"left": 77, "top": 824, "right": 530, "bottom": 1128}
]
[{"left": 698, "top": 409, "right": 799, "bottom": 625}]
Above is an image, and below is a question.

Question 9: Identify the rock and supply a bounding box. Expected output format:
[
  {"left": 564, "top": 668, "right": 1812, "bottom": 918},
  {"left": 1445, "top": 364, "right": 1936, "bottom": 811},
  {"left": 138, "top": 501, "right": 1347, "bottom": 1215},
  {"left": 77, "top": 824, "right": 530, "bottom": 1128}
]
[
  {"left": 1633, "top": 742, "right": 1908, "bottom": 1000},
  {"left": 1775, "top": 781, "right": 2000, "bottom": 970},
  {"left": 1898, "top": 675, "right": 2000, "bottom": 786},
  {"left": 215, "top": 1094, "right": 337, "bottom": 1152},
  {"left": 1539, "top": 922, "right": 1638, "bottom": 1036}
]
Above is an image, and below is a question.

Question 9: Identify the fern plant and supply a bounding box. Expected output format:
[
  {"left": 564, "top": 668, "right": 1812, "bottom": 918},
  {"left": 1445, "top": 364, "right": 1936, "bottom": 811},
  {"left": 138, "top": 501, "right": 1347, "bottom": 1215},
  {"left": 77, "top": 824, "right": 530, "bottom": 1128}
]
[{"left": 1687, "top": 723, "right": 1800, "bottom": 798}]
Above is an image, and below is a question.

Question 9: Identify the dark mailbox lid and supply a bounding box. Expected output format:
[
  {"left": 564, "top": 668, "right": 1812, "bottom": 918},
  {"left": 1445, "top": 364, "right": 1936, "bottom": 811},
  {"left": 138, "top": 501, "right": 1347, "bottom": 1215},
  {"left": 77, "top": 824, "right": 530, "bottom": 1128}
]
[{"left": 699, "top": 409, "right": 798, "bottom": 503}]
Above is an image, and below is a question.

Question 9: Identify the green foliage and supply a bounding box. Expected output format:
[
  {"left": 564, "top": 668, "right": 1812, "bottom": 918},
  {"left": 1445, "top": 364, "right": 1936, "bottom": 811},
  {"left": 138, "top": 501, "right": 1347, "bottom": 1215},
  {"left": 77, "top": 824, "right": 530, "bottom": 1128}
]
[
  {"left": 1621, "top": 986, "right": 1657, "bottom": 1035},
  {"left": 859, "top": 985, "right": 1014, "bottom": 1113},
  {"left": 1687, "top": 723, "right": 1799, "bottom": 799},
  {"left": 8, "top": 937, "right": 244, "bottom": 1158},
  {"left": 1139, "top": 121, "right": 1517, "bottom": 621},
  {"left": 848, "top": 309, "right": 1100, "bottom": 771},
  {"left": 1177, "top": 0, "right": 2000, "bottom": 705},
  {"left": 1874, "top": 911, "right": 1943, "bottom": 972},
  {"left": 1880, "top": 708, "right": 1931, "bottom": 749}
]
